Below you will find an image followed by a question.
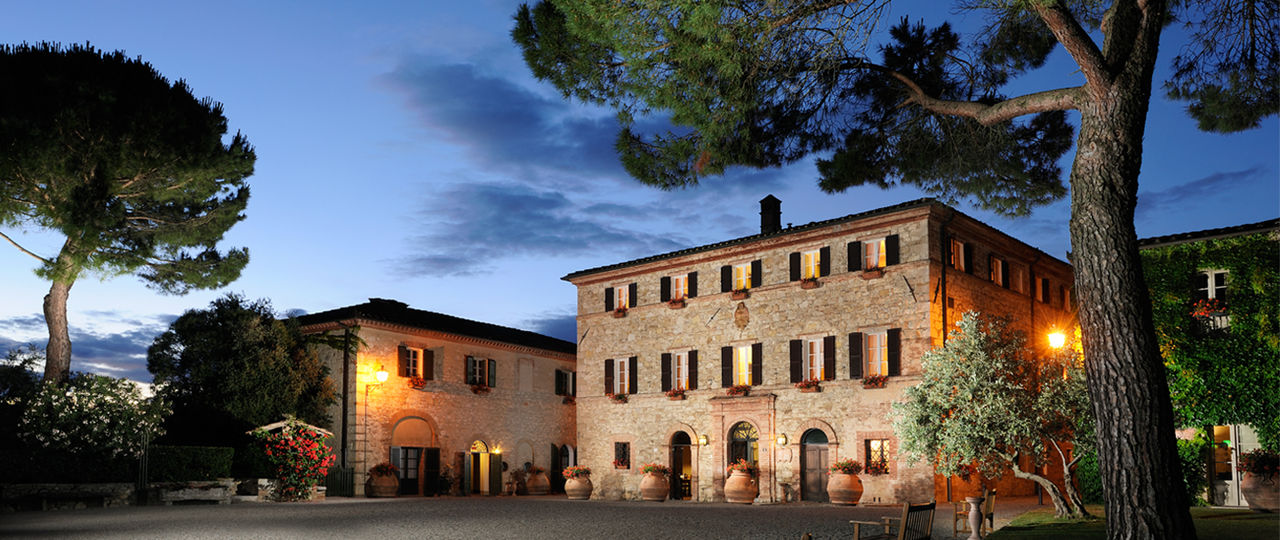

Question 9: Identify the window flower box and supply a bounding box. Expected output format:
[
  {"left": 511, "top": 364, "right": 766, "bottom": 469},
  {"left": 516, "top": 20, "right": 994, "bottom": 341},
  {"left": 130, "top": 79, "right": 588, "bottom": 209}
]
[
  {"left": 408, "top": 376, "right": 428, "bottom": 390},
  {"left": 863, "top": 460, "right": 889, "bottom": 476},
  {"left": 606, "top": 392, "right": 628, "bottom": 404},
  {"left": 612, "top": 307, "right": 628, "bottom": 318},
  {"left": 861, "top": 374, "right": 888, "bottom": 389},
  {"left": 562, "top": 395, "right": 576, "bottom": 405},
  {"left": 731, "top": 289, "right": 750, "bottom": 300},
  {"left": 665, "top": 388, "right": 686, "bottom": 400},
  {"left": 726, "top": 384, "right": 750, "bottom": 397},
  {"left": 470, "top": 384, "right": 491, "bottom": 394},
  {"left": 860, "top": 268, "right": 884, "bottom": 280},
  {"left": 612, "top": 458, "right": 630, "bottom": 469},
  {"left": 794, "top": 379, "right": 821, "bottom": 392},
  {"left": 668, "top": 298, "right": 686, "bottom": 309},
  {"left": 800, "top": 277, "right": 820, "bottom": 289}
]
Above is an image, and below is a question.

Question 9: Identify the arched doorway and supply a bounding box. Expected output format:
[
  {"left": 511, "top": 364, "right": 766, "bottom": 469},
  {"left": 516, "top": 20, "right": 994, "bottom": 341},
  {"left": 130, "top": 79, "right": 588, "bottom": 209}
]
[
  {"left": 728, "top": 422, "right": 759, "bottom": 467},
  {"left": 800, "top": 429, "right": 829, "bottom": 502},
  {"left": 670, "top": 432, "right": 692, "bottom": 500},
  {"left": 390, "top": 417, "right": 440, "bottom": 496},
  {"left": 465, "top": 440, "right": 498, "bottom": 495}
]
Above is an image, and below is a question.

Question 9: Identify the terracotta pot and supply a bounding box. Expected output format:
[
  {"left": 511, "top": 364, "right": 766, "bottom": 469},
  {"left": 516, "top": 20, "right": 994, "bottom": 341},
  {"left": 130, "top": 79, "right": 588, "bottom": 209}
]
[
  {"left": 526, "top": 472, "right": 550, "bottom": 495},
  {"left": 799, "top": 386, "right": 820, "bottom": 393},
  {"left": 724, "top": 470, "right": 758, "bottom": 504},
  {"left": 365, "top": 474, "right": 399, "bottom": 498},
  {"left": 565, "top": 475, "right": 593, "bottom": 500},
  {"left": 640, "top": 472, "right": 670, "bottom": 501},
  {"left": 827, "top": 473, "right": 863, "bottom": 505},
  {"left": 1241, "top": 472, "right": 1279, "bottom": 512}
]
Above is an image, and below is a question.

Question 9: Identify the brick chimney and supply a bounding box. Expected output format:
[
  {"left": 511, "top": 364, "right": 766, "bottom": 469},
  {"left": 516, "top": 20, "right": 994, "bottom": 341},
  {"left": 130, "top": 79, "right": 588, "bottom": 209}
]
[{"left": 760, "top": 195, "right": 781, "bottom": 234}]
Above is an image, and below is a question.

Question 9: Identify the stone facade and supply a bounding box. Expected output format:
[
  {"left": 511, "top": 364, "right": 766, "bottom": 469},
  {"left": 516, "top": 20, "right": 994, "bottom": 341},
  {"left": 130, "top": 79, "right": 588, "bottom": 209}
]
[
  {"left": 564, "top": 198, "right": 1074, "bottom": 504},
  {"left": 299, "top": 299, "right": 577, "bottom": 496}
]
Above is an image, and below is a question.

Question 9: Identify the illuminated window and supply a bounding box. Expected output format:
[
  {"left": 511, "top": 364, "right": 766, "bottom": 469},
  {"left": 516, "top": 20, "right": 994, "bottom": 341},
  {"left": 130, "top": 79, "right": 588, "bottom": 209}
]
[
  {"left": 613, "top": 358, "right": 630, "bottom": 394},
  {"left": 733, "top": 345, "right": 753, "bottom": 385},
  {"left": 864, "top": 333, "right": 888, "bottom": 376},
  {"left": 805, "top": 339, "right": 824, "bottom": 380},
  {"left": 614, "top": 285, "right": 629, "bottom": 310},
  {"left": 990, "top": 257, "right": 1006, "bottom": 287},
  {"left": 864, "top": 238, "right": 887, "bottom": 270},
  {"left": 950, "top": 239, "right": 966, "bottom": 272},
  {"left": 866, "top": 438, "right": 890, "bottom": 473},
  {"left": 671, "top": 274, "right": 688, "bottom": 300},
  {"left": 673, "top": 352, "right": 688, "bottom": 390},
  {"left": 733, "top": 263, "right": 752, "bottom": 290},
  {"left": 1012, "top": 266, "right": 1027, "bottom": 294},
  {"left": 801, "top": 249, "right": 821, "bottom": 279}
]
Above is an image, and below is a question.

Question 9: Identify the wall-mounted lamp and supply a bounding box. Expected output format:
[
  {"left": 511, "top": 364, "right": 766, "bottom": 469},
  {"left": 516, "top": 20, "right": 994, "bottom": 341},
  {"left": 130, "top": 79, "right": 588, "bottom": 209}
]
[
  {"left": 493, "top": 446, "right": 502, "bottom": 455},
  {"left": 1047, "top": 332, "right": 1066, "bottom": 350},
  {"left": 374, "top": 365, "right": 389, "bottom": 384},
  {"left": 697, "top": 434, "right": 709, "bottom": 446},
  {"left": 775, "top": 434, "right": 788, "bottom": 446}
]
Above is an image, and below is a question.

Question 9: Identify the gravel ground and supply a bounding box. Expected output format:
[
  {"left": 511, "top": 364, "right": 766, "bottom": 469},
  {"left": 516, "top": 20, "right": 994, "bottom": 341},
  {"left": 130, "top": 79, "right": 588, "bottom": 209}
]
[{"left": 0, "top": 494, "right": 1047, "bottom": 539}]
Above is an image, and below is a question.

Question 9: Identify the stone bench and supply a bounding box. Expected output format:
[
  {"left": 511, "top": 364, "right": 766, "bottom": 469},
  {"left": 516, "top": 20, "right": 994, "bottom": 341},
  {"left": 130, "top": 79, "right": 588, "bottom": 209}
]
[{"left": 1, "top": 483, "right": 134, "bottom": 512}]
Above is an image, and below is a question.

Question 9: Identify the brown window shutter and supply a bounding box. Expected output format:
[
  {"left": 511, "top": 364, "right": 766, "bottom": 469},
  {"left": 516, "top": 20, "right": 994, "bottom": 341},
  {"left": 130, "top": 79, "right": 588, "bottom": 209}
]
[
  {"left": 604, "top": 359, "right": 614, "bottom": 394},
  {"left": 721, "top": 346, "right": 733, "bottom": 387},
  {"left": 885, "top": 234, "right": 900, "bottom": 266},
  {"left": 964, "top": 243, "right": 974, "bottom": 274},
  {"left": 688, "top": 272, "right": 698, "bottom": 298},
  {"left": 887, "top": 329, "right": 901, "bottom": 376},
  {"left": 823, "top": 335, "right": 836, "bottom": 381},
  {"left": 751, "top": 343, "right": 763, "bottom": 386},
  {"left": 398, "top": 345, "right": 409, "bottom": 377},
  {"left": 628, "top": 356, "right": 638, "bottom": 394},
  {"left": 487, "top": 358, "right": 496, "bottom": 387},
  {"left": 789, "top": 252, "right": 801, "bottom": 281},
  {"left": 604, "top": 288, "right": 614, "bottom": 312},
  {"left": 423, "top": 349, "right": 435, "bottom": 380},
  {"left": 751, "top": 260, "right": 762, "bottom": 287},
  {"left": 721, "top": 265, "right": 733, "bottom": 293},
  {"left": 849, "top": 333, "right": 863, "bottom": 379},
  {"left": 789, "top": 339, "right": 803, "bottom": 383},
  {"left": 819, "top": 246, "right": 831, "bottom": 277},
  {"left": 1001, "top": 263, "right": 1010, "bottom": 289},
  {"left": 660, "top": 277, "right": 671, "bottom": 302},
  {"left": 688, "top": 350, "right": 698, "bottom": 389},
  {"left": 847, "top": 241, "right": 863, "bottom": 271},
  {"left": 628, "top": 283, "right": 638, "bottom": 308},
  {"left": 661, "top": 353, "right": 672, "bottom": 392}
]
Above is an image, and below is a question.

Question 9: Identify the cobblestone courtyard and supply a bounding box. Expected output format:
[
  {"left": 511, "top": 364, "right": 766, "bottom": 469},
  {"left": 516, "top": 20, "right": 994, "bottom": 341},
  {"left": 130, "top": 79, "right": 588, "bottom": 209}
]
[{"left": 0, "top": 495, "right": 1044, "bottom": 539}]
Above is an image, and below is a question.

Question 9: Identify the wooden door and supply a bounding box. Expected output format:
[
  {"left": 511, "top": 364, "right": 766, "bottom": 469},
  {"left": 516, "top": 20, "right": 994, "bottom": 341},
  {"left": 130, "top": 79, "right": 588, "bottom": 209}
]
[
  {"left": 422, "top": 448, "right": 440, "bottom": 496},
  {"left": 801, "top": 430, "right": 829, "bottom": 502}
]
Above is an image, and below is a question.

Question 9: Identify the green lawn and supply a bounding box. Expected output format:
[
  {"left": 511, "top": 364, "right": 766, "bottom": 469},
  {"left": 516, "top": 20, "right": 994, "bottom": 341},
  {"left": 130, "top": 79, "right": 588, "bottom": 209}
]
[{"left": 986, "top": 506, "right": 1279, "bottom": 540}]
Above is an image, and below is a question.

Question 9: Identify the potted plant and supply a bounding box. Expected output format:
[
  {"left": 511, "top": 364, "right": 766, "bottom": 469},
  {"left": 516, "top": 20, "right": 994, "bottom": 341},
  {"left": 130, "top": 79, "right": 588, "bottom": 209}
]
[
  {"left": 800, "top": 276, "right": 820, "bottom": 289},
  {"left": 668, "top": 297, "right": 687, "bottom": 309},
  {"left": 794, "top": 379, "right": 821, "bottom": 392},
  {"left": 724, "top": 459, "right": 759, "bottom": 504},
  {"left": 365, "top": 462, "right": 400, "bottom": 498},
  {"left": 864, "top": 460, "right": 889, "bottom": 476},
  {"left": 408, "top": 376, "right": 427, "bottom": 390},
  {"left": 861, "top": 374, "right": 888, "bottom": 389},
  {"left": 1190, "top": 297, "right": 1225, "bottom": 318},
  {"left": 562, "top": 466, "right": 593, "bottom": 500},
  {"left": 613, "top": 306, "right": 629, "bottom": 318},
  {"left": 726, "top": 384, "right": 751, "bottom": 397},
  {"left": 526, "top": 466, "right": 551, "bottom": 495},
  {"left": 826, "top": 459, "right": 864, "bottom": 505},
  {"left": 1239, "top": 448, "right": 1279, "bottom": 512},
  {"left": 861, "top": 266, "right": 884, "bottom": 279},
  {"left": 607, "top": 392, "right": 629, "bottom": 404},
  {"left": 665, "top": 388, "right": 687, "bottom": 400},
  {"left": 640, "top": 463, "right": 671, "bottom": 501},
  {"left": 731, "top": 288, "right": 750, "bottom": 300},
  {"left": 470, "top": 384, "right": 491, "bottom": 394}
]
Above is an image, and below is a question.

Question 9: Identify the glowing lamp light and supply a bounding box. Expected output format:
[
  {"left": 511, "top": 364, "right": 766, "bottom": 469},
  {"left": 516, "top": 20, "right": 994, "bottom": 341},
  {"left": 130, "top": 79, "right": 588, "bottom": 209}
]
[
  {"left": 374, "top": 366, "right": 389, "bottom": 384},
  {"left": 493, "top": 446, "right": 502, "bottom": 454},
  {"left": 1047, "top": 332, "right": 1066, "bottom": 349},
  {"left": 697, "top": 434, "right": 709, "bottom": 446},
  {"left": 776, "top": 434, "right": 788, "bottom": 446}
]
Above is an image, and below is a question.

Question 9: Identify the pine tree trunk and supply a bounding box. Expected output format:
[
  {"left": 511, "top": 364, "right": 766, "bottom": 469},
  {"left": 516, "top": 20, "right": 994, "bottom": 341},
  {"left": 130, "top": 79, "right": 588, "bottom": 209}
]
[
  {"left": 42, "top": 278, "right": 73, "bottom": 384},
  {"left": 1069, "top": 88, "right": 1198, "bottom": 539}
]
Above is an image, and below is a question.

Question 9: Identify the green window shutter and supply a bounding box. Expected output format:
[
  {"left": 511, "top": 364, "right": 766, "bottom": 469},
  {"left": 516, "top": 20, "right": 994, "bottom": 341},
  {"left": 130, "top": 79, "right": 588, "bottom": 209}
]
[
  {"left": 688, "top": 350, "right": 698, "bottom": 389},
  {"left": 721, "top": 265, "right": 733, "bottom": 293},
  {"left": 604, "top": 359, "right": 614, "bottom": 394},
  {"left": 819, "top": 246, "right": 831, "bottom": 277},
  {"left": 628, "top": 356, "right": 638, "bottom": 394},
  {"left": 848, "top": 241, "right": 863, "bottom": 271},
  {"left": 823, "top": 335, "right": 836, "bottom": 381},
  {"left": 721, "top": 347, "right": 732, "bottom": 387},
  {"left": 604, "top": 287, "right": 614, "bottom": 312},
  {"left": 628, "top": 283, "right": 638, "bottom": 308},
  {"left": 849, "top": 333, "right": 863, "bottom": 379},
  {"left": 751, "top": 260, "right": 762, "bottom": 287},
  {"left": 688, "top": 272, "right": 698, "bottom": 298},
  {"left": 789, "top": 252, "right": 801, "bottom": 281},
  {"left": 465, "top": 356, "right": 475, "bottom": 384},
  {"left": 660, "top": 276, "right": 671, "bottom": 302},
  {"left": 487, "top": 358, "right": 496, "bottom": 387},
  {"left": 885, "top": 234, "right": 900, "bottom": 266},
  {"left": 661, "top": 353, "right": 672, "bottom": 392},
  {"left": 789, "top": 339, "right": 803, "bottom": 383},
  {"left": 887, "top": 329, "right": 901, "bottom": 376},
  {"left": 751, "top": 343, "right": 763, "bottom": 386}
]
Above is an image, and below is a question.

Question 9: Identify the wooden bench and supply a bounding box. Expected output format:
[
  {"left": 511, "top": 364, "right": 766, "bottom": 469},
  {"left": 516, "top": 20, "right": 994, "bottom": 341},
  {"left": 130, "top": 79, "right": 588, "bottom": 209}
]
[{"left": 850, "top": 501, "right": 936, "bottom": 540}]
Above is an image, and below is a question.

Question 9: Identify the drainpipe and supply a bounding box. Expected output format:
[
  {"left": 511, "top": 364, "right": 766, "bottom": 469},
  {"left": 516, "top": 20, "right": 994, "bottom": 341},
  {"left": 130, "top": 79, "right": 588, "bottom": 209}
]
[{"left": 939, "top": 209, "right": 957, "bottom": 346}]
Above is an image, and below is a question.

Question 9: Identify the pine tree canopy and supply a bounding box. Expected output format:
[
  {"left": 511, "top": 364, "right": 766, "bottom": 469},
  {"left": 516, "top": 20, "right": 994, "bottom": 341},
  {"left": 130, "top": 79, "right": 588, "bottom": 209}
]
[{"left": 0, "top": 42, "right": 254, "bottom": 292}]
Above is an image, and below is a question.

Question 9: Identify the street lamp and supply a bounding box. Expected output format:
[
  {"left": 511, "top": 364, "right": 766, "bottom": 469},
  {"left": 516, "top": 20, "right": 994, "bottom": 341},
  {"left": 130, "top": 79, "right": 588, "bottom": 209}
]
[
  {"left": 1047, "top": 331, "right": 1066, "bottom": 350},
  {"left": 363, "top": 365, "right": 388, "bottom": 480}
]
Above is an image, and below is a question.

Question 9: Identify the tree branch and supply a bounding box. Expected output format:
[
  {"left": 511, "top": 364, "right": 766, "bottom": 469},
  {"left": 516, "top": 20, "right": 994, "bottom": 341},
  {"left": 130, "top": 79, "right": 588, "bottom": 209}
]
[
  {"left": 0, "top": 229, "right": 51, "bottom": 265},
  {"left": 1033, "top": 1, "right": 1111, "bottom": 98}
]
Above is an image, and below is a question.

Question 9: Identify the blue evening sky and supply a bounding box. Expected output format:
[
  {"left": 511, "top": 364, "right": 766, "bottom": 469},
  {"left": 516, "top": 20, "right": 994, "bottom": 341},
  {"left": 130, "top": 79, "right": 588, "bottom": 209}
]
[{"left": 1, "top": 1, "right": 1276, "bottom": 383}]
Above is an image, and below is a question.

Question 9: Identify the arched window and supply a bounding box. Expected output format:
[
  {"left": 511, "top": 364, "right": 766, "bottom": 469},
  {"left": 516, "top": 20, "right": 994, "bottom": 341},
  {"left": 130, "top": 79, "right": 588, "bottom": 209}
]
[
  {"left": 469, "top": 440, "right": 489, "bottom": 454},
  {"left": 728, "top": 422, "right": 759, "bottom": 466},
  {"left": 802, "top": 429, "right": 828, "bottom": 445}
]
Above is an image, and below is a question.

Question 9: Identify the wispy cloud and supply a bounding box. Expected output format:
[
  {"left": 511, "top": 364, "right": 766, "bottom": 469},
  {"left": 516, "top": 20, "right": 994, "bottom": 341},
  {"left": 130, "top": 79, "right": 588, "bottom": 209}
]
[
  {"left": 0, "top": 313, "right": 169, "bottom": 384},
  {"left": 1137, "top": 167, "right": 1268, "bottom": 219}
]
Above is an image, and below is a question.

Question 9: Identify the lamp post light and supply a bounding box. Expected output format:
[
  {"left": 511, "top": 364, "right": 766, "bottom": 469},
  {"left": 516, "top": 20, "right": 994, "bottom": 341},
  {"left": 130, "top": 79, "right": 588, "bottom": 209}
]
[{"left": 362, "top": 365, "right": 389, "bottom": 480}]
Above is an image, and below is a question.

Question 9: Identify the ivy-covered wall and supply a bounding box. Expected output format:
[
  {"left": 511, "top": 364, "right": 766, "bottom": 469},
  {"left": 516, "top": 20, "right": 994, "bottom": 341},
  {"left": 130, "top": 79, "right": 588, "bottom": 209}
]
[{"left": 1140, "top": 227, "right": 1279, "bottom": 449}]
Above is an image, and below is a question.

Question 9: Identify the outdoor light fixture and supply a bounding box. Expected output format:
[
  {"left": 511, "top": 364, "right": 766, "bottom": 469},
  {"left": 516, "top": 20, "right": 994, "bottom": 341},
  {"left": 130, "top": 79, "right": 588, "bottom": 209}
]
[
  {"left": 493, "top": 446, "right": 502, "bottom": 454},
  {"left": 1047, "top": 332, "right": 1066, "bottom": 349},
  {"left": 776, "top": 434, "right": 788, "bottom": 446},
  {"left": 374, "top": 365, "right": 389, "bottom": 383},
  {"left": 698, "top": 434, "right": 709, "bottom": 446}
]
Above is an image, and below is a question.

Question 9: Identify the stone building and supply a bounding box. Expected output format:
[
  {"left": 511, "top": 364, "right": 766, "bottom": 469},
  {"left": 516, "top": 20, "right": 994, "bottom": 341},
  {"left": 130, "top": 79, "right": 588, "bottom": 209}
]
[
  {"left": 562, "top": 197, "right": 1075, "bottom": 504},
  {"left": 298, "top": 298, "right": 577, "bottom": 496}
]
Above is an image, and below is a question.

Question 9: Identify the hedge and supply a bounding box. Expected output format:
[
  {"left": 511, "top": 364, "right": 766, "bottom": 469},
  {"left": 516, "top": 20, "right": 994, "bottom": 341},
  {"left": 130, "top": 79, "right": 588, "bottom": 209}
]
[{"left": 148, "top": 445, "right": 234, "bottom": 481}]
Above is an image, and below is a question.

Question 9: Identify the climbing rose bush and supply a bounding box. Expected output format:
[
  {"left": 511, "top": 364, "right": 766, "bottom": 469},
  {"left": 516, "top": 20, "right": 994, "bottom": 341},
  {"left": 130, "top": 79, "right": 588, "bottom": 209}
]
[
  {"left": 19, "top": 372, "right": 169, "bottom": 458},
  {"left": 253, "top": 417, "right": 336, "bottom": 501}
]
